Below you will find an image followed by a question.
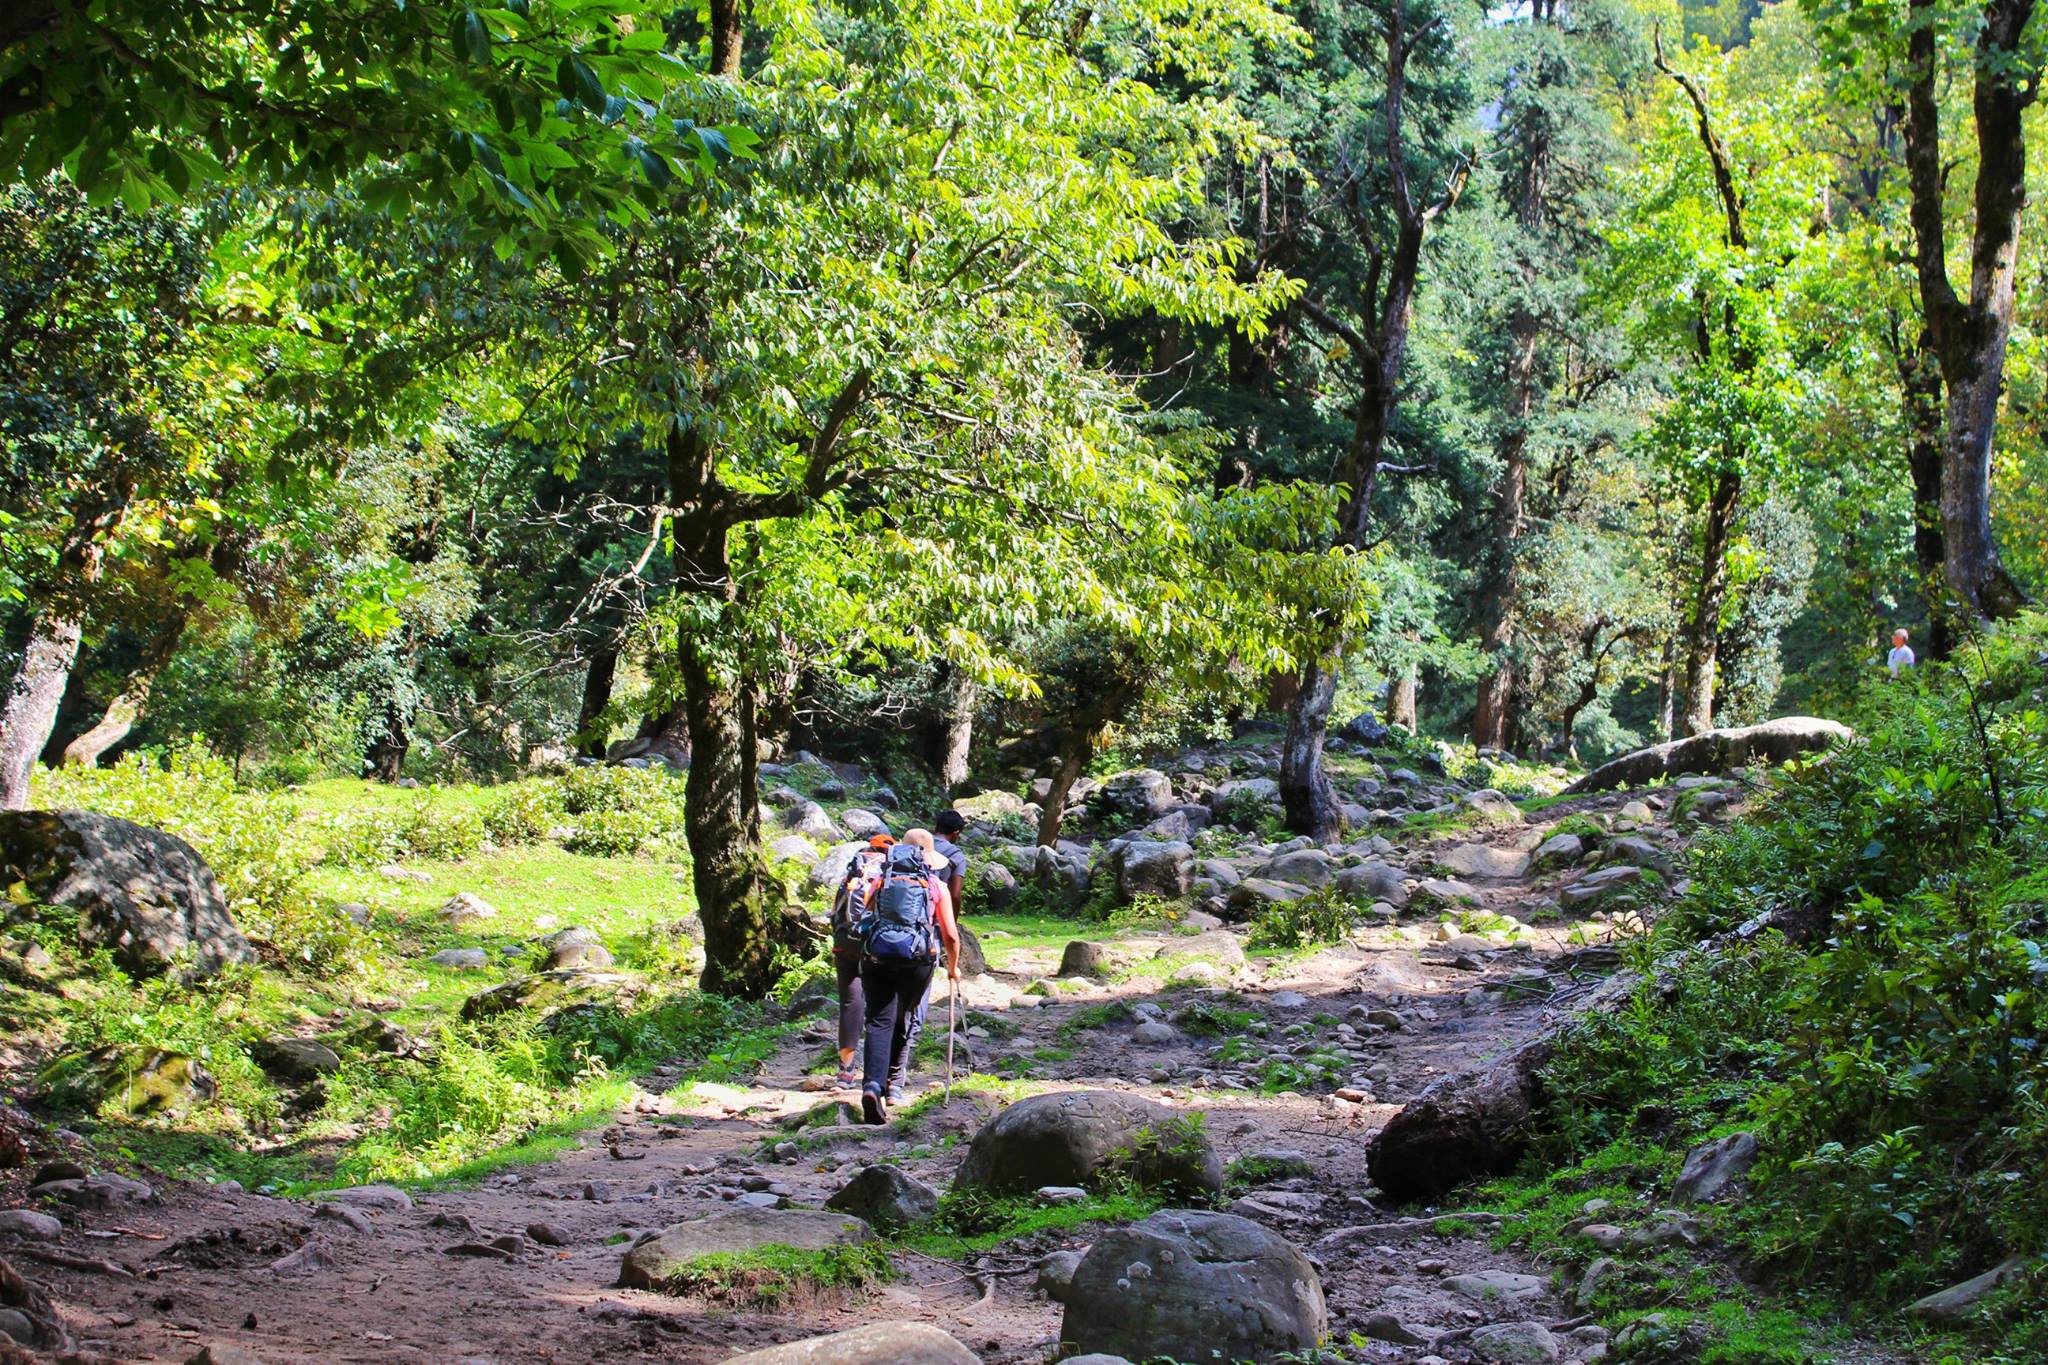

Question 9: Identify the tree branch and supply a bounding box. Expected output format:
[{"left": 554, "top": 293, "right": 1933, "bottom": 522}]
[
  {"left": 722, "top": 367, "right": 874, "bottom": 523},
  {"left": 1296, "top": 295, "right": 1373, "bottom": 366},
  {"left": 1654, "top": 25, "right": 1747, "bottom": 249}
]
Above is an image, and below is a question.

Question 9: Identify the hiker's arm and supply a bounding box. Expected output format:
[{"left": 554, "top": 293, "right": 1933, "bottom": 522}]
[
  {"left": 935, "top": 884, "right": 962, "bottom": 977},
  {"left": 948, "top": 871, "right": 965, "bottom": 916}
]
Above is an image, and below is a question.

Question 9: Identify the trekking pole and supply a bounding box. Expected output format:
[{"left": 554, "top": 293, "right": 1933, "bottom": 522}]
[{"left": 944, "top": 973, "right": 958, "bottom": 1103}]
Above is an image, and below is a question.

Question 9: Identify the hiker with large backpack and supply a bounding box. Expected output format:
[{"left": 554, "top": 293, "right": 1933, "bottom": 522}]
[
  {"left": 891, "top": 822, "right": 968, "bottom": 1094},
  {"left": 854, "top": 830, "right": 961, "bottom": 1124},
  {"left": 831, "top": 834, "right": 896, "bottom": 1087}
]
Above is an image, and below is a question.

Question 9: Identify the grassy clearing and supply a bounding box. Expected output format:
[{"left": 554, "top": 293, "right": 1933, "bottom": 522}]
[{"left": 12, "top": 758, "right": 797, "bottom": 1191}]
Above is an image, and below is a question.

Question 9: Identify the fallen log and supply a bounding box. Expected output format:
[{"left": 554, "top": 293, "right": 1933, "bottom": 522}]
[
  {"left": 1367, "top": 972, "right": 1639, "bottom": 1201},
  {"left": 1565, "top": 717, "right": 1853, "bottom": 794}
]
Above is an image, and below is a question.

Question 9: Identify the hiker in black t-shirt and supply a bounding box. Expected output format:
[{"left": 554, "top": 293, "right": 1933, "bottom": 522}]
[{"left": 932, "top": 809, "right": 968, "bottom": 919}]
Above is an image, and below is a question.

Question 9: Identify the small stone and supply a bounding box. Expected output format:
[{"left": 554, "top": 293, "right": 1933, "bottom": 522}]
[
  {"left": 0, "top": 1209, "right": 62, "bottom": 1240},
  {"left": 1361, "top": 1313, "right": 1432, "bottom": 1346},
  {"left": 31, "top": 1160, "right": 86, "bottom": 1186},
  {"left": 1907, "top": 1256, "right": 2028, "bottom": 1320},
  {"left": 1576, "top": 1257, "right": 1619, "bottom": 1310},
  {"left": 1037, "top": 1185, "right": 1089, "bottom": 1205},
  {"left": 1132, "top": 1020, "right": 1179, "bottom": 1046},
  {"left": 322, "top": 1184, "right": 412, "bottom": 1213},
  {"left": 1444, "top": 1270, "right": 1544, "bottom": 1301},
  {"left": 270, "top": 1244, "right": 336, "bottom": 1275},
  {"left": 312, "top": 1203, "right": 374, "bottom": 1235},
  {"left": 427, "top": 948, "right": 488, "bottom": 969},
  {"left": 1036, "top": 1247, "right": 1087, "bottom": 1302},
  {"left": 527, "top": 1222, "right": 570, "bottom": 1246},
  {"left": 438, "top": 892, "right": 497, "bottom": 924},
  {"left": 1469, "top": 1320, "right": 1560, "bottom": 1364}
]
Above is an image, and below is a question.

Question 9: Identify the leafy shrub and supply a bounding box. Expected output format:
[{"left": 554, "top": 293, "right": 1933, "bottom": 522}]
[
  {"left": 1100, "top": 1111, "right": 1218, "bottom": 1202},
  {"left": 1537, "top": 615, "right": 2048, "bottom": 1333},
  {"left": 45, "top": 959, "right": 285, "bottom": 1127},
  {"left": 1247, "top": 887, "right": 1355, "bottom": 949},
  {"left": 553, "top": 765, "right": 688, "bottom": 855},
  {"left": 481, "top": 780, "right": 563, "bottom": 844},
  {"left": 1214, "top": 785, "right": 1277, "bottom": 831}
]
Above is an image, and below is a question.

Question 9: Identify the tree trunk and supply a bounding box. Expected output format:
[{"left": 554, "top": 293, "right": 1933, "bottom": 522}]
[
  {"left": 575, "top": 640, "right": 619, "bottom": 758},
  {"left": 1036, "top": 725, "right": 1093, "bottom": 847},
  {"left": 1899, "top": 331, "right": 1953, "bottom": 657},
  {"left": 667, "top": 424, "right": 799, "bottom": 999},
  {"left": 0, "top": 613, "right": 85, "bottom": 809},
  {"left": 1473, "top": 93, "right": 1548, "bottom": 750},
  {"left": 1567, "top": 716, "right": 1855, "bottom": 794},
  {"left": 1389, "top": 661, "right": 1419, "bottom": 730},
  {"left": 929, "top": 665, "right": 977, "bottom": 798},
  {"left": 1280, "top": 662, "right": 1343, "bottom": 840},
  {"left": 0, "top": 517, "right": 116, "bottom": 809},
  {"left": 60, "top": 614, "right": 185, "bottom": 769},
  {"left": 1278, "top": 3, "right": 1468, "bottom": 845},
  {"left": 363, "top": 702, "right": 411, "bottom": 783},
  {"left": 1654, "top": 637, "right": 1676, "bottom": 743},
  {"left": 708, "top": 0, "right": 743, "bottom": 75},
  {"left": 1902, "top": 0, "right": 2035, "bottom": 623},
  {"left": 1680, "top": 467, "right": 1741, "bottom": 737}
]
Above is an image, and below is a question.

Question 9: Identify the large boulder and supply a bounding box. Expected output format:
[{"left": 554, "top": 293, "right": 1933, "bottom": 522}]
[
  {"left": 955, "top": 1091, "right": 1223, "bottom": 1198},
  {"left": 1062, "top": 1210, "right": 1326, "bottom": 1362},
  {"left": 540, "top": 926, "right": 614, "bottom": 971},
  {"left": 808, "top": 841, "right": 865, "bottom": 892},
  {"left": 460, "top": 970, "right": 644, "bottom": 1021},
  {"left": 1111, "top": 839, "right": 1195, "bottom": 901},
  {"left": 955, "top": 924, "right": 988, "bottom": 978},
  {"left": 617, "top": 1207, "right": 873, "bottom": 1290},
  {"left": 0, "top": 810, "right": 254, "bottom": 981},
  {"left": 955, "top": 789, "right": 1029, "bottom": 823},
  {"left": 1059, "top": 940, "right": 1117, "bottom": 979},
  {"left": 782, "top": 801, "right": 842, "bottom": 841},
  {"left": 839, "top": 809, "right": 891, "bottom": 841},
  {"left": 1097, "top": 769, "right": 1177, "bottom": 820},
  {"left": 1335, "top": 860, "right": 1409, "bottom": 909},
  {"left": 1370, "top": 972, "right": 1638, "bottom": 1199},
  {"left": 1340, "top": 713, "right": 1393, "bottom": 747},
  {"left": 1254, "top": 849, "right": 1333, "bottom": 888},
  {"left": 1672, "top": 1131, "right": 1759, "bottom": 1204},
  {"left": 1227, "top": 878, "right": 1309, "bottom": 920},
  {"left": 43, "top": 1045, "right": 215, "bottom": 1118},
  {"left": 1157, "top": 929, "right": 1247, "bottom": 971},
  {"left": 1461, "top": 790, "right": 1525, "bottom": 827},
  {"left": 723, "top": 1323, "right": 979, "bottom": 1365},
  {"left": 1436, "top": 843, "right": 1532, "bottom": 881},
  {"left": 1209, "top": 778, "right": 1281, "bottom": 824},
  {"left": 824, "top": 1164, "right": 941, "bottom": 1229}
]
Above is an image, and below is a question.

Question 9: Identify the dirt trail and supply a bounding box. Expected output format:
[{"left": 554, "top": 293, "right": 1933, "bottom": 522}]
[{"left": 4, "top": 789, "right": 1699, "bottom": 1363}]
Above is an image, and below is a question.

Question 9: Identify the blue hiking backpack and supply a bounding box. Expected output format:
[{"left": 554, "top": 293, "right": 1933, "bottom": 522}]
[{"left": 858, "top": 843, "right": 939, "bottom": 964}]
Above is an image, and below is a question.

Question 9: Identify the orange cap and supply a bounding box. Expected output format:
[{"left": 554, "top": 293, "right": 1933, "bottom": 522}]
[{"left": 867, "top": 833, "right": 897, "bottom": 848}]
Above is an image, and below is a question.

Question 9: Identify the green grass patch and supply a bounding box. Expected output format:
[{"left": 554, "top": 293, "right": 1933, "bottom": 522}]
[
  {"left": 901, "top": 1188, "right": 1165, "bottom": 1259},
  {"left": 658, "top": 1243, "right": 895, "bottom": 1307}
]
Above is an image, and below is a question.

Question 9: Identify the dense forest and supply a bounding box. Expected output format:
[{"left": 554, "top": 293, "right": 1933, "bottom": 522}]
[{"left": 1, "top": 0, "right": 2046, "bottom": 1360}]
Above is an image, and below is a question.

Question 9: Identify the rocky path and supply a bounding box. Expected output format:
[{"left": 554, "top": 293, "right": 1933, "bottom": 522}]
[{"left": 3, "top": 783, "right": 1722, "bottom": 1364}]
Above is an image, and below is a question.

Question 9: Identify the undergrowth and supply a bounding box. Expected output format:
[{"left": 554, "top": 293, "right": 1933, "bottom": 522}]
[{"left": 1501, "top": 614, "right": 2048, "bottom": 1356}]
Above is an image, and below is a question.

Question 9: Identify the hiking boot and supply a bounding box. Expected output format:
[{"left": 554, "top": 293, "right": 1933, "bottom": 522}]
[
  {"left": 861, "top": 1087, "right": 888, "bottom": 1126},
  {"left": 834, "top": 1066, "right": 859, "bottom": 1087},
  {"left": 886, "top": 1082, "right": 907, "bottom": 1104}
]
